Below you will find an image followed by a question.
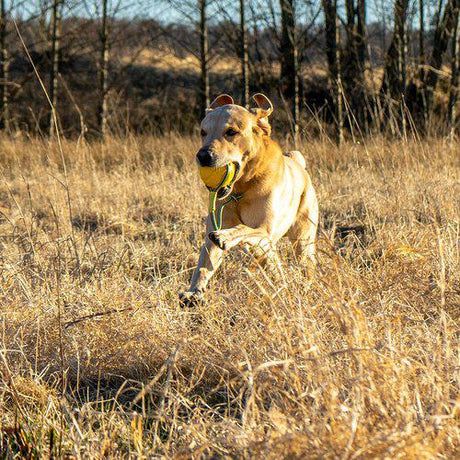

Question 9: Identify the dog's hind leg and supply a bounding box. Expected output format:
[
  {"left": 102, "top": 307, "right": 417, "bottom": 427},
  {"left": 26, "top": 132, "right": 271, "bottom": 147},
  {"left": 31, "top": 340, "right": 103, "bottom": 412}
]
[{"left": 243, "top": 237, "right": 283, "bottom": 281}]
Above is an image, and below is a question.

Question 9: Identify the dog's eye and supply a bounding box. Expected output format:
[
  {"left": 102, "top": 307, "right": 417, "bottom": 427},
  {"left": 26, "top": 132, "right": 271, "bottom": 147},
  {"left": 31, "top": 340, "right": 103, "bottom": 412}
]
[
  {"left": 200, "top": 129, "right": 207, "bottom": 137},
  {"left": 225, "top": 128, "right": 238, "bottom": 137}
]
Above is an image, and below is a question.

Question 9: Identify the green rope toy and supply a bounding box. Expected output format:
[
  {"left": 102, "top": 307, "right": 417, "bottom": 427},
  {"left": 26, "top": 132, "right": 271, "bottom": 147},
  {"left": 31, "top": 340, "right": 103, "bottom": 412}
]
[{"left": 199, "top": 164, "right": 242, "bottom": 231}]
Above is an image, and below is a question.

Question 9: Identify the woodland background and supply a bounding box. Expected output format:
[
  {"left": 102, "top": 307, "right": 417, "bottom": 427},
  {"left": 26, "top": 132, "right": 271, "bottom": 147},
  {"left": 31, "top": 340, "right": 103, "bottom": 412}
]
[{"left": 0, "top": 0, "right": 458, "bottom": 141}]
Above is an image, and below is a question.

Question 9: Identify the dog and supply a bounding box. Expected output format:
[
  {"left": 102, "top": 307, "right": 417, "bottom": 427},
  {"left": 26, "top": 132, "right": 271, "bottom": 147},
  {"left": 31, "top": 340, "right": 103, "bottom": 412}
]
[{"left": 179, "top": 93, "right": 318, "bottom": 307}]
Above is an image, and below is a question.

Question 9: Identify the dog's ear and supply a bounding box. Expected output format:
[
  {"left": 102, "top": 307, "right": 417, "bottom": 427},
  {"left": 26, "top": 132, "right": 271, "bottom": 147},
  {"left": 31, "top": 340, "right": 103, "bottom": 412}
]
[
  {"left": 252, "top": 93, "right": 273, "bottom": 117},
  {"left": 250, "top": 93, "right": 273, "bottom": 136},
  {"left": 207, "top": 94, "right": 234, "bottom": 113}
]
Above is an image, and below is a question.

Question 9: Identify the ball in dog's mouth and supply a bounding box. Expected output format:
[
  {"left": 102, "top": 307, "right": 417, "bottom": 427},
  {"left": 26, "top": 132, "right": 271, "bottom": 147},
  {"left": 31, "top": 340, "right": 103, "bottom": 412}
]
[
  {"left": 199, "top": 162, "right": 240, "bottom": 194},
  {"left": 218, "top": 163, "right": 240, "bottom": 198}
]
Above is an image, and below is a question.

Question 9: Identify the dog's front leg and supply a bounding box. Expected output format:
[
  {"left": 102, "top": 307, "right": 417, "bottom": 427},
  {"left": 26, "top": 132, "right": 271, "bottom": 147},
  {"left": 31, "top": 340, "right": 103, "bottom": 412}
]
[
  {"left": 179, "top": 235, "right": 223, "bottom": 307},
  {"left": 208, "top": 224, "right": 269, "bottom": 251}
]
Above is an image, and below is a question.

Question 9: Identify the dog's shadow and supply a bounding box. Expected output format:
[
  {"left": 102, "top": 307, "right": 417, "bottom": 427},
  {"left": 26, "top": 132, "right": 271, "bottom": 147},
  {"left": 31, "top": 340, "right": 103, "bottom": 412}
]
[{"left": 320, "top": 213, "right": 385, "bottom": 270}]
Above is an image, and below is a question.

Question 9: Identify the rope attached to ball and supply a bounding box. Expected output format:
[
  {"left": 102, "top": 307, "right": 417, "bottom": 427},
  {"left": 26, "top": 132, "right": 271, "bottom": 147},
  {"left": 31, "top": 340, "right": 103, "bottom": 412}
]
[{"left": 199, "top": 164, "right": 242, "bottom": 231}]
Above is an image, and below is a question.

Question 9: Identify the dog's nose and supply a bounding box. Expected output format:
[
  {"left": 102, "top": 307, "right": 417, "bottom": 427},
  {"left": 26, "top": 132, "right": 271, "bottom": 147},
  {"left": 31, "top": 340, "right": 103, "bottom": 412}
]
[{"left": 196, "top": 148, "right": 215, "bottom": 166}]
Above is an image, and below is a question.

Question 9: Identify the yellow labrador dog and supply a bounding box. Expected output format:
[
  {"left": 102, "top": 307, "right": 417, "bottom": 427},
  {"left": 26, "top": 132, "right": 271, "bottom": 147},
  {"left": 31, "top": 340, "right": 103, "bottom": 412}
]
[{"left": 180, "top": 93, "right": 318, "bottom": 307}]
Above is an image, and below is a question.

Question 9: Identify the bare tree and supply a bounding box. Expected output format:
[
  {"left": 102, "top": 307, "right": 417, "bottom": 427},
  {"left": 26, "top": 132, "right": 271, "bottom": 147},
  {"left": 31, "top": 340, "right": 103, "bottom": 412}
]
[
  {"left": 49, "top": 0, "right": 63, "bottom": 135},
  {"left": 418, "top": 0, "right": 427, "bottom": 123},
  {"left": 322, "top": 0, "right": 343, "bottom": 144},
  {"left": 448, "top": 4, "right": 458, "bottom": 142},
  {"left": 423, "top": 0, "right": 458, "bottom": 115},
  {"left": 239, "top": 0, "right": 249, "bottom": 107},
  {"left": 0, "top": 0, "right": 8, "bottom": 130},
  {"left": 160, "top": 0, "right": 217, "bottom": 117},
  {"left": 199, "top": 0, "right": 209, "bottom": 117},
  {"left": 356, "top": 0, "right": 367, "bottom": 72},
  {"left": 343, "top": 0, "right": 367, "bottom": 84},
  {"left": 279, "top": 0, "right": 299, "bottom": 144},
  {"left": 380, "top": 0, "right": 409, "bottom": 111},
  {"left": 98, "top": 0, "right": 109, "bottom": 137},
  {"left": 418, "top": 0, "right": 425, "bottom": 76},
  {"left": 335, "top": 5, "right": 343, "bottom": 144},
  {"left": 339, "top": 0, "right": 368, "bottom": 127},
  {"left": 322, "top": 0, "right": 338, "bottom": 83}
]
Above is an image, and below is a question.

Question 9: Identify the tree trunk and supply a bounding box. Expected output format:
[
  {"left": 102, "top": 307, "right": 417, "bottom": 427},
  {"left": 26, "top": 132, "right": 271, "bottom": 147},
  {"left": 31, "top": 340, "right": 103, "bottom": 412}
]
[
  {"left": 322, "top": 0, "right": 338, "bottom": 80},
  {"left": 336, "top": 5, "right": 344, "bottom": 145},
  {"left": 239, "top": 0, "right": 249, "bottom": 107},
  {"left": 448, "top": 5, "right": 458, "bottom": 142},
  {"left": 379, "top": 0, "right": 409, "bottom": 135},
  {"left": 344, "top": 0, "right": 356, "bottom": 72},
  {"left": 199, "top": 0, "right": 209, "bottom": 117},
  {"left": 0, "top": 0, "right": 9, "bottom": 131},
  {"left": 424, "top": 0, "right": 458, "bottom": 115},
  {"left": 418, "top": 0, "right": 425, "bottom": 76},
  {"left": 419, "top": 0, "right": 428, "bottom": 123},
  {"left": 279, "top": 0, "right": 299, "bottom": 145},
  {"left": 356, "top": 0, "right": 367, "bottom": 71},
  {"left": 49, "top": 0, "right": 63, "bottom": 136},
  {"left": 98, "top": 0, "right": 109, "bottom": 138},
  {"left": 342, "top": 0, "right": 367, "bottom": 126},
  {"left": 322, "top": 0, "right": 343, "bottom": 144},
  {"left": 380, "top": 0, "right": 409, "bottom": 101}
]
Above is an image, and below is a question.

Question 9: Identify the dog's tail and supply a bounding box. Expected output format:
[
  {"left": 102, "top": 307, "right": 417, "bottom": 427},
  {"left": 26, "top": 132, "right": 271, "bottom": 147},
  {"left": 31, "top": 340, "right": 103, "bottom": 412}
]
[{"left": 284, "top": 150, "right": 306, "bottom": 169}]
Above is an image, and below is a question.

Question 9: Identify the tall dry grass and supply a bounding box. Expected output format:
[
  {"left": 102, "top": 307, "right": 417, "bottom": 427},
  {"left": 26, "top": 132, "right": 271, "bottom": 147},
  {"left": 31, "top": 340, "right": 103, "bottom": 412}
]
[{"left": 0, "top": 133, "right": 458, "bottom": 457}]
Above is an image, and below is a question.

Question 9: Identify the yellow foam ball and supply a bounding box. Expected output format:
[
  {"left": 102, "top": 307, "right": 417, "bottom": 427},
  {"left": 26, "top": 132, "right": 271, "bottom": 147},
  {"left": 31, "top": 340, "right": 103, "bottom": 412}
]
[{"left": 199, "top": 163, "right": 236, "bottom": 190}]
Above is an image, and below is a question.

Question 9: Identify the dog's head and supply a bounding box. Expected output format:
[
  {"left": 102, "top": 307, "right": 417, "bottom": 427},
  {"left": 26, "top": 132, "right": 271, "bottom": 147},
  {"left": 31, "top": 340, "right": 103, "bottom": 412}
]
[{"left": 196, "top": 93, "right": 273, "bottom": 194}]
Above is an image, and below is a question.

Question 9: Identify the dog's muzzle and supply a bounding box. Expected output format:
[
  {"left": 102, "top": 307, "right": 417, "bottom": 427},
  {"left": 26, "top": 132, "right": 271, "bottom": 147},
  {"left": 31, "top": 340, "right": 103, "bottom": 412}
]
[{"left": 196, "top": 148, "right": 216, "bottom": 167}]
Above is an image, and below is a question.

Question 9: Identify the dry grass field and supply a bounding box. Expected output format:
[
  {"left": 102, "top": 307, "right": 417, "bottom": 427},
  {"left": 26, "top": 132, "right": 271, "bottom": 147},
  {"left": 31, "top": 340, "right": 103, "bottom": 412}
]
[{"left": 0, "top": 133, "right": 458, "bottom": 457}]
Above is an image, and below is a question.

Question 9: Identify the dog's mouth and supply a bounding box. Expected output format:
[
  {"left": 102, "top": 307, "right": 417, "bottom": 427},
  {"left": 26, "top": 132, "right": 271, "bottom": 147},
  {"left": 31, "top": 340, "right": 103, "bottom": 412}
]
[{"left": 218, "top": 162, "right": 240, "bottom": 198}]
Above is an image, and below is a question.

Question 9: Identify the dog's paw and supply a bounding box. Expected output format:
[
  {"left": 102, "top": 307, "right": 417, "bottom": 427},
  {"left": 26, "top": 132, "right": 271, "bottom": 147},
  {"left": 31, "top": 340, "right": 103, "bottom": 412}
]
[
  {"left": 179, "top": 289, "right": 203, "bottom": 308},
  {"left": 208, "top": 231, "right": 231, "bottom": 250}
]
